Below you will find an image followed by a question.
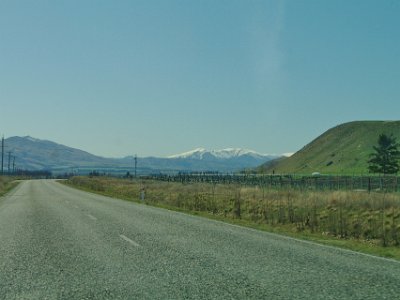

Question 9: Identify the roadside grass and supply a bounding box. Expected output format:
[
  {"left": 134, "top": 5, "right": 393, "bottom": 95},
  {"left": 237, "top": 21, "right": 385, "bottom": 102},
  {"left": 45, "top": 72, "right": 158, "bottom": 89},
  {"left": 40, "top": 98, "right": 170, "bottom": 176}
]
[
  {"left": 64, "top": 176, "right": 400, "bottom": 260},
  {"left": 0, "top": 176, "right": 19, "bottom": 197}
]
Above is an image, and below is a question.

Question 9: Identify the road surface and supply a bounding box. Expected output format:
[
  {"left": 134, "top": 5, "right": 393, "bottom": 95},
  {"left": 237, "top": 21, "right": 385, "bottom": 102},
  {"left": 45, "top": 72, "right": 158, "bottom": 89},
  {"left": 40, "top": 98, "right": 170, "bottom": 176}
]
[{"left": 0, "top": 180, "right": 399, "bottom": 299}]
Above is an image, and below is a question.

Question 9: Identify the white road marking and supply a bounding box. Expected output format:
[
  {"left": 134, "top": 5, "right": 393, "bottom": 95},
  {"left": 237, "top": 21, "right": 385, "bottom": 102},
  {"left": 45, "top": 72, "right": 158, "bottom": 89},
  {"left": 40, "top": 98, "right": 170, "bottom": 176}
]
[
  {"left": 87, "top": 214, "right": 97, "bottom": 220},
  {"left": 119, "top": 234, "right": 140, "bottom": 247}
]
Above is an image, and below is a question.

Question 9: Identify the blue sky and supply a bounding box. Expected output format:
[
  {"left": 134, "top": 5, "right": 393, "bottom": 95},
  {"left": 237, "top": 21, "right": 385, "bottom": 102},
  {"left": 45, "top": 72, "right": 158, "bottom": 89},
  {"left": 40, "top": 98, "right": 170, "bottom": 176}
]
[{"left": 1, "top": 0, "right": 399, "bottom": 157}]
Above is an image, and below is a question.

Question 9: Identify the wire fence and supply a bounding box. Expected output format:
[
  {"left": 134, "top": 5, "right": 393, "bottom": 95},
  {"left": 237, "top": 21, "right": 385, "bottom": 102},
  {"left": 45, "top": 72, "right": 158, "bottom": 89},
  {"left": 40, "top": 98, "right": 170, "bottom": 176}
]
[{"left": 149, "top": 174, "right": 400, "bottom": 192}]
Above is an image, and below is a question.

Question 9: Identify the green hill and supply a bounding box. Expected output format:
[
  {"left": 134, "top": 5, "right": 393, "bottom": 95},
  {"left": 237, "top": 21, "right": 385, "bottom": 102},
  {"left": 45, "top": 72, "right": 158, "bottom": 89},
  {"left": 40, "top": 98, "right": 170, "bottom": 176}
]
[{"left": 260, "top": 121, "right": 400, "bottom": 175}]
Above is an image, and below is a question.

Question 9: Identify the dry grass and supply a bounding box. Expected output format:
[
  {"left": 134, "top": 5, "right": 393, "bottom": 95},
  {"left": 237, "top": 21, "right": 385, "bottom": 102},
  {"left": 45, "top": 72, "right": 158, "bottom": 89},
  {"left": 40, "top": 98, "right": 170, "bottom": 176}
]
[
  {"left": 0, "top": 176, "right": 19, "bottom": 197},
  {"left": 66, "top": 176, "right": 400, "bottom": 248}
]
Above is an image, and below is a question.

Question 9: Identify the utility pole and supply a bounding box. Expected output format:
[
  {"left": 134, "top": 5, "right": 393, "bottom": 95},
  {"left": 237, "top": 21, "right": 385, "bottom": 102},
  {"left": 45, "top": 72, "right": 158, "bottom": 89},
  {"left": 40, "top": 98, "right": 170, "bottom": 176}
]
[
  {"left": 134, "top": 154, "right": 137, "bottom": 178},
  {"left": 1, "top": 136, "right": 4, "bottom": 175},
  {"left": 13, "top": 156, "right": 16, "bottom": 174},
  {"left": 8, "top": 151, "right": 12, "bottom": 174}
]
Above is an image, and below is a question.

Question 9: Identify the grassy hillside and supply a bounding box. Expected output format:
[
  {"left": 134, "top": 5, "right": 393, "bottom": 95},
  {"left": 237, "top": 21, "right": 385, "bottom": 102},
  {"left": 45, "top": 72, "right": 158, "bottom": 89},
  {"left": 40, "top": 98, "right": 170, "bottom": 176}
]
[{"left": 260, "top": 121, "right": 400, "bottom": 175}]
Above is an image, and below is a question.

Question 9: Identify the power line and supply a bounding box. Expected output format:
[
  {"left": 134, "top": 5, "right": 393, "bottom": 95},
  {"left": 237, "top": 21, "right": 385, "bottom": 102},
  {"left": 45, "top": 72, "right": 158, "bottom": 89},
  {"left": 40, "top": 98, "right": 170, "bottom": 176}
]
[
  {"left": 7, "top": 151, "right": 12, "bottom": 174},
  {"left": 1, "top": 136, "right": 4, "bottom": 175},
  {"left": 134, "top": 154, "right": 138, "bottom": 178}
]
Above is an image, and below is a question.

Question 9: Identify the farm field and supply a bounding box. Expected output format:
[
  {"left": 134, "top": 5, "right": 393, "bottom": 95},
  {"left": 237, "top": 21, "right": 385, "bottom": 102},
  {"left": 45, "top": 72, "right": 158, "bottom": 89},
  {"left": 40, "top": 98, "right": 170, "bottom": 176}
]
[{"left": 65, "top": 176, "right": 400, "bottom": 260}]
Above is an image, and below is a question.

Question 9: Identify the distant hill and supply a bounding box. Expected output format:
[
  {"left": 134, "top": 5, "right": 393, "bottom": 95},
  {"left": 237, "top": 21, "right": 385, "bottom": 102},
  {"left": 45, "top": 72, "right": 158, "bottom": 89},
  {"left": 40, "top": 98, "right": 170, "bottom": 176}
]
[
  {"left": 3, "top": 136, "right": 278, "bottom": 174},
  {"left": 4, "top": 136, "right": 118, "bottom": 171},
  {"left": 259, "top": 121, "right": 400, "bottom": 175}
]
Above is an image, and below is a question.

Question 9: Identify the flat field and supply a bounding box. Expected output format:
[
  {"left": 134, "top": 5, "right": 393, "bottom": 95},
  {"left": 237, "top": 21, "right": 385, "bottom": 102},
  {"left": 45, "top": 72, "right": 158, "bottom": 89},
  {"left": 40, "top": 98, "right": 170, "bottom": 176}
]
[{"left": 65, "top": 176, "right": 400, "bottom": 259}]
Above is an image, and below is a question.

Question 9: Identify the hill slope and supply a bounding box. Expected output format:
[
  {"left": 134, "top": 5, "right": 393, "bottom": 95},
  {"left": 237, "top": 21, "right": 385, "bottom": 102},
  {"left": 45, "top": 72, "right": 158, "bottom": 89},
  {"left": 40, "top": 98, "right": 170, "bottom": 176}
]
[
  {"left": 5, "top": 136, "right": 117, "bottom": 170},
  {"left": 260, "top": 121, "right": 400, "bottom": 175}
]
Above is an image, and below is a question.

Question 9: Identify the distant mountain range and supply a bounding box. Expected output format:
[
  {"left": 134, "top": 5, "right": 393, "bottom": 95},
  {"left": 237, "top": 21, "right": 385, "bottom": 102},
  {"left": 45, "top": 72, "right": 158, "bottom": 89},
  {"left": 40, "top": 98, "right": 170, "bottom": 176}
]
[
  {"left": 3, "top": 136, "right": 280, "bottom": 174},
  {"left": 168, "top": 148, "right": 271, "bottom": 160}
]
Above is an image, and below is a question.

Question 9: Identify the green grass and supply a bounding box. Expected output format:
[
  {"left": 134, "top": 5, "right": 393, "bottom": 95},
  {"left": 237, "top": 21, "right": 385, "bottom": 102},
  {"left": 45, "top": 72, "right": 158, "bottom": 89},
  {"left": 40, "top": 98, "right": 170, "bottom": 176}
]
[
  {"left": 64, "top": 176, "right": 400, "bottom": 260},
  {"left": 260, "top": 120, "right": 400, "bottom": 175}
]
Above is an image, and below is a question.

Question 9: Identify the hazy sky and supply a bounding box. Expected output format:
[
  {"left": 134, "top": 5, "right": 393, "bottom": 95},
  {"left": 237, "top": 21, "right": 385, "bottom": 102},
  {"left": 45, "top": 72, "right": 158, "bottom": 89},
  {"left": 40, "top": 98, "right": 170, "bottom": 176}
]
[{"left": 1, "top": 0, "right": 399, "bottom": 157}]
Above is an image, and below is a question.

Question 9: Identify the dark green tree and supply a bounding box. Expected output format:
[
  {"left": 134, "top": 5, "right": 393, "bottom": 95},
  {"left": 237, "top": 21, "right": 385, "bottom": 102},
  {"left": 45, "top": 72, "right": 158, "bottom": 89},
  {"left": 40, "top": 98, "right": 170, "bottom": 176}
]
[{"left": 368, "top": 134, "right": 400, "bottom": 175}]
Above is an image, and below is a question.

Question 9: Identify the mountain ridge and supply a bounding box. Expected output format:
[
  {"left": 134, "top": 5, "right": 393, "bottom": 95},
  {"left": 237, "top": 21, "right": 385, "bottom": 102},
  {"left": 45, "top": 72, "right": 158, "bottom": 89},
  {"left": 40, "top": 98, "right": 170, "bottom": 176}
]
[
  {"left": 167, "top": 148, "right": 276, "bottom": 160},
  {"left": 3, "top": 136, "right": 280, "bottom": 174}
]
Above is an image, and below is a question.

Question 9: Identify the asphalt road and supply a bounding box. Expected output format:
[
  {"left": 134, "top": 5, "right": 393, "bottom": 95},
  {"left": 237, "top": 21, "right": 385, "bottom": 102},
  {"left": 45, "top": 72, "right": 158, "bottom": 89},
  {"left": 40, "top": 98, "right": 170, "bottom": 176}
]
[{"left": 0, "top": 180, "right": 399, "bottom": 299}]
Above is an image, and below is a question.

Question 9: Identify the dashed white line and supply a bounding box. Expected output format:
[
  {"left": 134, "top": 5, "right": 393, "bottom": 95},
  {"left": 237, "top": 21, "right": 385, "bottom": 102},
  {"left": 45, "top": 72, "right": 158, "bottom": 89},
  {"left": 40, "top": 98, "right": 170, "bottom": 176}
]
[
  {"left": 87, "top": 214, "right": 97, "bottom": 220},
  {"left": 119, "top": 234, "right": 140, "bottom": 247}
]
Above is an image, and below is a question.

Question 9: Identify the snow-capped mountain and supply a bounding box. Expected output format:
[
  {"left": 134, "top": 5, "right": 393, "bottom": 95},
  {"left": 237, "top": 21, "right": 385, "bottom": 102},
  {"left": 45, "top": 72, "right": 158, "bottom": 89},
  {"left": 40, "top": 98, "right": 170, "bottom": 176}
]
[
  {"left": 168, "top": 148, "right": 275, "bottom": 160},
  {"left": 164, "top": 148, "right": 280, "bottom": 171}
]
